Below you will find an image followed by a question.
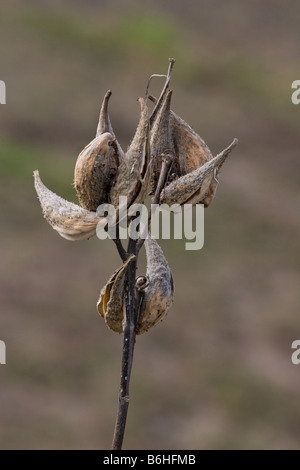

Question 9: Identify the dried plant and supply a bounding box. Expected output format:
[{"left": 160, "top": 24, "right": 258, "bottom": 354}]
[{"left": 33, "top": 59, "right": 237, "bottom": 449}]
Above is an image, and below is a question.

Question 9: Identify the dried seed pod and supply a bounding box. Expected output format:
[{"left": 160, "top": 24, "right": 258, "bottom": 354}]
[
  {"left": 74, "top": 91, "right": 124, "bottom": 212},
  {"left": 34, "top": 170, "right": 102, "bottom": 241},
  {"left": 136, "top": 237, "right": 174, "bottom": 335},
  {"left": 97, "top": 254, "right": 136, "bottom": 333},
  {"left": 170, "top": 109, "right": 213, "bottom": 174},
  {"left": 110, "top": 98, "right": 151, "bottom": 214},
  {"left": 160, "top": 139, "right": 237, "bottom": 206},
  {"left": 96, "top": 90, "right": 124, "bottom": 161},
  {"left": 74, "top": 132, "right": 119, "bottom": 211},
  {"left": 149, "top": 90, "right": 179, "bottom": 193},
  {"left": 149, "top": 93, "right": 212, "bottom": 175},
  {"left": 149, "top": 94, "right": 237, "bottom": 207}
]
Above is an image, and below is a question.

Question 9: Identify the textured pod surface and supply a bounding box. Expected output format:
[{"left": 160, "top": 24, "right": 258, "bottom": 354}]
[
  {"left": 149, "top": 93, "right": 212, "bottom": 176},
  {"left": 97, "top": 254, "right": 136, "bottom": 333},
  {"left": 34, "top": 170, "right": 101, "bottom": 241},
  {"left": 149, "top": 90, "right": 179, "bottom": 192},
  {"left": 160, "top": 139, "right": 238, "bottom": 206},
  {"left": 149, "top": 93, "right": 228, "bottom": 207},
  {"left": 74, "top": 132, "right": 119, "bottom": 211},
  {"left": 110, "top": 98, "right": 151, "bottom": 212},
  {"left": 170, "top": 110, "right": 213, "bottom": 175},
  {"left": 137, "top": 237, "right": 174, "bottom": 335}
]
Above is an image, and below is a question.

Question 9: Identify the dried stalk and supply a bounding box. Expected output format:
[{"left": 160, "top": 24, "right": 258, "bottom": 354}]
[
  {"left": 111, "top": 161, "right": 170, "bottom": 449},
  {"left": 111, "top": 238, "right": 137, "bottom": 450},
  {"left": 33, "top": 57, "right": 236, "bottom": 451},
  {"left": 110, "top": 66, "right": 177, "bottom": 450}
]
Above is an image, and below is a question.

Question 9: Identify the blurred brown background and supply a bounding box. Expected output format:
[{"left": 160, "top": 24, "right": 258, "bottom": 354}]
[{"left": 0, "top": 0, "right": 300, "bottom": 449}]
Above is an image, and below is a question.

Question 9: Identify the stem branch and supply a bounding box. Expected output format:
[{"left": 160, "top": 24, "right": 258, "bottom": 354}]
[{"left": 111, "top": 240, "right": 137, "bottom": 450}]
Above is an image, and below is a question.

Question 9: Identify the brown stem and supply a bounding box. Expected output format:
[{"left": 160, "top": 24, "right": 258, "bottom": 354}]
[
  {"left": 110, "top": 154, "right": 170, "bottom": 448},
  {"left": 111, "top": 238, "right": 137, "bottom": 450},
  {"left": 113, "top": 227, "right": 127, "bottom": 262},
  {"left": 111, "top": 60, "right": 175, "bottom": 449},
  {"left": 149, "top": 58, "right": 175, "bottom": 126}
]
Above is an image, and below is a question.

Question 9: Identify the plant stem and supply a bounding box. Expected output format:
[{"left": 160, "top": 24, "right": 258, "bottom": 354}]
[
  {"left": 111, "top": 60, "right": 175, "bottom": 449},
  {"left": 111, "top": 239, "right": 137, "bottom": 450},
  {"left": 149, "top": 58, "right": 175, "bottom": 126},
  {"left": 113, "top": 227, "right": 127, "bottom": 262}
]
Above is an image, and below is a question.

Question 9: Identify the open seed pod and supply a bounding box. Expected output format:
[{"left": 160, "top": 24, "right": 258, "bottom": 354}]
[
  {"left": 74, "top": 91, "right": 122, "bottom": 212},
  {"left": 149, "top": 93, "right": 237, "bottom": 207},
  {"left": 74, "top": 132, "right": 119, "bottom": 211},
  {"left": 97, "top": 254, "right": 136, "bottom": 333},
  {"left": 34, "top": 170, "right": 102, "bottom": 241},
  {"left": 160, "top": 139, "right": 238, "bottom": 205},
  {"left": 136, "top": 237, "right": 174, "bottom": 335}
]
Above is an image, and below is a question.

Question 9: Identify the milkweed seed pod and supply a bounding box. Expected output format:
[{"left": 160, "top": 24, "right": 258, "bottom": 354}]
[
  {"left": 74, "top": 91, "right": 121, "bottom": 211},
  {"left": 136, "top": 237, "right": 174, "bottom": 335},
  {"left": 74, "top": 132, "right": 119, "bottom": 211},
  {"left": 110, "top": 98, "right": 152, "bottom": 215},
  {"left": 97, "top": 254, "right": 136, "bottom": 333},
  {"left": 34, "top": 170, "right": 102, "bottom": 241},
  {"left": 149, "top": 90, "right": 179, "bottom": 192},
  {"left": 170, "top": 105, "right": 213, "bottom": 175},
  {"left": 160, "top": 139, "right": 238, "bottom": 205},
  {"left": 149, "top": 94, "right": 237, "bottom": 207}
]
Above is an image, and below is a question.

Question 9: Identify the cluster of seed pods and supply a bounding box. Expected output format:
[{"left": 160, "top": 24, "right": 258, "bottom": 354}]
[{"left": 34, "top": 61, "right": 237, "bottom": 334}]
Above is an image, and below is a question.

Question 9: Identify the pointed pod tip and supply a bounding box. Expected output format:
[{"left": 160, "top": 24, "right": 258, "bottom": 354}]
[
  {"left": 102, "top": 90, "right": 112, "bottom": 107},
  {"left": 137, "top": 96, "right": 148, "bottom": 112},
  {"left": 137, "top": 96, "right": 145, "bottom": 104},
  {"left": 223, "top": 138, "right": 238, "bottom": 156}
]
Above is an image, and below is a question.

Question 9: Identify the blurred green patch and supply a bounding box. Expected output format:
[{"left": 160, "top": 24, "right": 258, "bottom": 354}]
[
  {"left": 0, "top": 138, "right": 75, "bottom": 200},
  {"left": 118, "top": 14, "right": 179, "bottom": 57},
  {"left": 5, "top": 7, "right": 181, "bottom": 65},
  {"left": 4, "top": 3, "right": 296, "bottom": 129}
]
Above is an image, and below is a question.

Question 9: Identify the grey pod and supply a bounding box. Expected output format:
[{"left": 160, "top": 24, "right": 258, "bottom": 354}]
[
  {"left": 74, "top": 91, "right": 122, "bottom": 212},
  {"left": 160, "top": 139, "right": 238, "bottom": 206},
  {"left": 149, "top": 94, "right": 237, "bottom": 207},
  {"left": 34, "top": 170, "right": 102, "bottom": 241},
  {"left": 74, "top": 132, "right": 119, "bottom": 211},
  {"left": 136, "top": 237, "right": 174, "bottom": 335}
]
